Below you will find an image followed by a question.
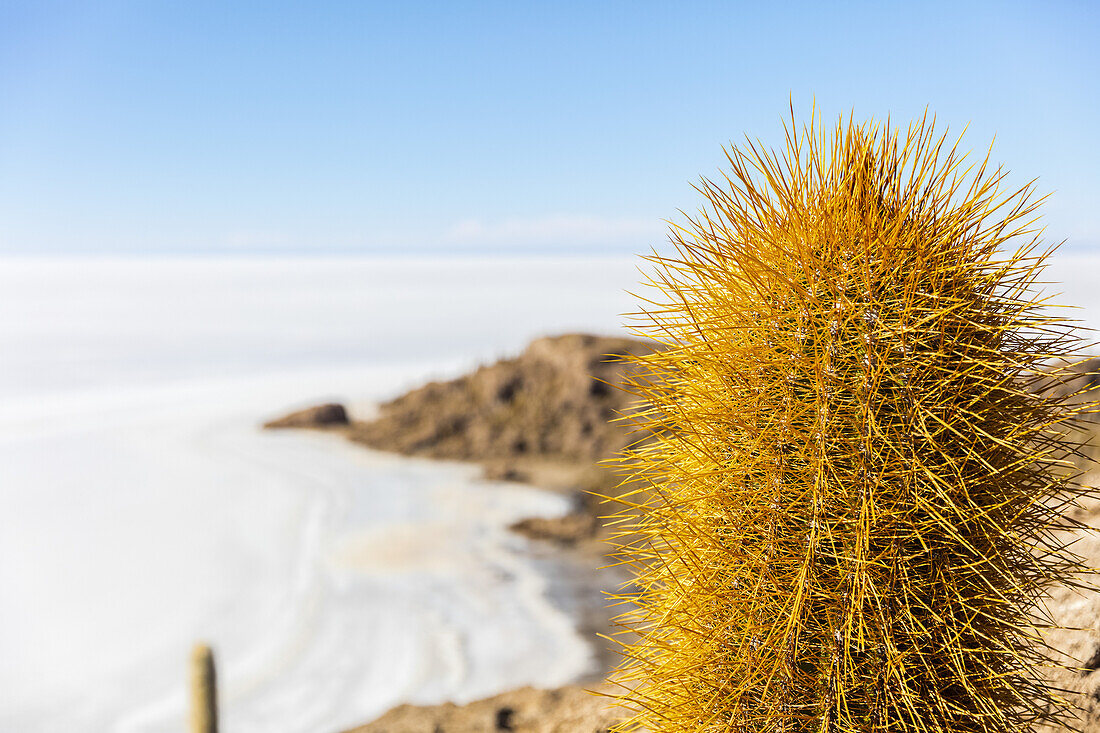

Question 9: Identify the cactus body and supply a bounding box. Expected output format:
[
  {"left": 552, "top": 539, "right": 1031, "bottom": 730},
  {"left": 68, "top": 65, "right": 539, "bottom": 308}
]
[
  {"left": 190, "top": 643, "right": 218, "bottom": 733},
  {"left": 608, "top": 114, "right": 1096, "bottom": 732}
]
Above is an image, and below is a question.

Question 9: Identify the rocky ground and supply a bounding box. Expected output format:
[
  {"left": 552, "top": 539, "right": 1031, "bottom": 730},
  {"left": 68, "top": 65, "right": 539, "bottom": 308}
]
[
  {"left": 1034, "top": 356, "right": 1100, "bottom": 731},
  {"left": 346, "top": 684, "right": 627, "bottom": 733}
]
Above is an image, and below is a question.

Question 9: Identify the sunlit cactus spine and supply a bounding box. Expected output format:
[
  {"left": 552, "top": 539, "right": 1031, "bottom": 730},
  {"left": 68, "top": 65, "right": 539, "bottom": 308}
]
[{"left": 606, "top": 112, "right": 1097, "bottom": 732}]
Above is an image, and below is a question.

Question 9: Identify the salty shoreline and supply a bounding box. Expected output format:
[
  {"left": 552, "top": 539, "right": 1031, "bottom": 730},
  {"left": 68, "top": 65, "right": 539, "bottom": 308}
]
[{"left": 0, "top": 366, "right": 607, "bottom": 733}]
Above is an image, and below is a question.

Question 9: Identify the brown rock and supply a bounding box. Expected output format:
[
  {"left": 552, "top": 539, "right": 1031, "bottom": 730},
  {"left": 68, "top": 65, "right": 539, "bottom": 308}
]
[
  {"left": 264, "top": 402, "right": 349, "bottom": 429},
  {"left": 510, "top": 512, "right": 599, "bottom": 546}
]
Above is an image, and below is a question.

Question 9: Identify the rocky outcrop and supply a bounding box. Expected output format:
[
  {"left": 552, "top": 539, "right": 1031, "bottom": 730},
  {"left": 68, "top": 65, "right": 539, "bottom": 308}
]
[
  {"left": 264, "top": 403, "right": 349, "bottom": 429},
  {"left": 509, "top": 512, "right": 599, "bottom": 546},
  {"left": 345, "top": 333, "right": 656, "bottom": 463}
]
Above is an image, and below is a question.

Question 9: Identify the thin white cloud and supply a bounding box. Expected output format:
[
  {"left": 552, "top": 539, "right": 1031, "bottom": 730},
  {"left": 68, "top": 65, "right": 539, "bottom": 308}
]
[
  {"left": 222, "top": 230, "right": 295, "bottom": 250},
  {"left": 444, "top": 215, "right": 664, "bottom": 247}
]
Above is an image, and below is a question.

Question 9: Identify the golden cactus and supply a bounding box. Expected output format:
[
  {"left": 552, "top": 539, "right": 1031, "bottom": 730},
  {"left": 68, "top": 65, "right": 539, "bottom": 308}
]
[
  {"left": 190, "top": 643, "right": 218, "bottom": 733},
  {"left": 606, "top": 112, "right": 1097, "bottom": 732}
]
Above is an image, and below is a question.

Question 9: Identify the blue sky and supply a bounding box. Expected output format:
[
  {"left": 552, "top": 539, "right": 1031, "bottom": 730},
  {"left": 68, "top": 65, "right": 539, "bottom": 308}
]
[{"left": 0, "top": 1, "right": 1097, "bottom": 255}]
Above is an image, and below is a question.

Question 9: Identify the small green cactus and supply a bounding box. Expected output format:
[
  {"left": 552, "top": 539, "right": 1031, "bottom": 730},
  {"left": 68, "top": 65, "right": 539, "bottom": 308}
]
[
  {"left": 606, "top": 112, "right": 1097, "bottom": 732},
  {"left": 190, "top": 643, "right": 218, "bottom": 733}
]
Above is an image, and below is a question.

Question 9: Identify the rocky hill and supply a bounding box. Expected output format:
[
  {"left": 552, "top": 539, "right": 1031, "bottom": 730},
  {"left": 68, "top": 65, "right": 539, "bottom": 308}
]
[{"left": 345, "top": 333, "right": 655, "bottom": 465}]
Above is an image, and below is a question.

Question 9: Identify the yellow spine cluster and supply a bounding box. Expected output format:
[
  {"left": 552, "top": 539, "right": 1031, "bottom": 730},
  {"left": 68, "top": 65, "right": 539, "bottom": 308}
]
[{"left": 607, "top": 112, "right": 1096, "bottom": 732}]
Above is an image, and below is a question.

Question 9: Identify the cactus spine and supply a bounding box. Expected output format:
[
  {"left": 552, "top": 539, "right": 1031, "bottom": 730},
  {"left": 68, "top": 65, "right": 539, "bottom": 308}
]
[
  {"left": 608, "top": 113, "right": 1096, "bottom": 732},
  {"left": 190, "top": 643, "right": 218, "bottom": 733}
]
